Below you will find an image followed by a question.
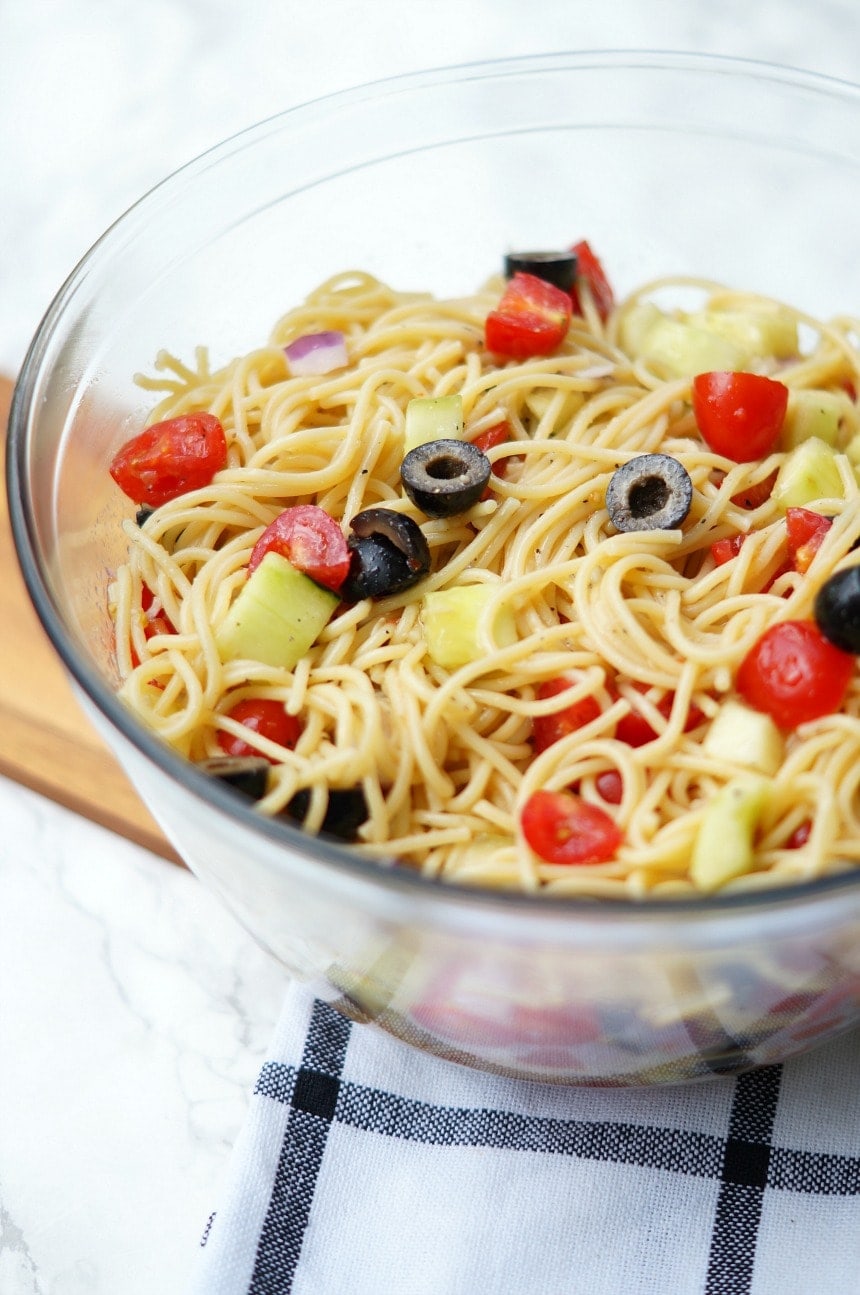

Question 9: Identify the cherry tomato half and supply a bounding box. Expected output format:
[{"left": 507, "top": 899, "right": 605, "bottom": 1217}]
[
  {"left": 521, "top": 790, "right": 622, "bottom": 865},
  {"left": 141, "top": 584, "right": 176, "bottom": 639},
  {"left": 594, "top": 769, "right": 624, "bottom": 804},
  {"left": 711, "top": 534, "right": 746, "bottom": 566},
  {"left": 532, "top": 676, "right": 601, "bottom": 754},
  {"left": 569, "top": 239, "right": 615, "bottom": 323},
  {"left": 470, "top": 420, "right": 513, "bottom": 478},
  {"left": 613, "top": 684, "right": 706, "bottom": 748},
  {"left": 217, "top": 698, "right": 303, "bottom": 761},
  {"left": 730, "top": 467, "right": 779, "bottom": 510},
  {"left": 485, "top": 272, "right": 572, "bottom": 360},
  {"left": 786, "top": 507, "right": 833, "bottom": 574},
  {"left": 692, "top": 371, "right": 788, "bottom": 463},
  {"left": 736, "top": 619, "right": 854, "bottom": 729},
  {"left": 710, "top": 533, "right": 796, "bottom": 594},
  {"left": 785, "top": 819, "right": 812, "bottom": 849},
  {"left": 248, "top": 504, "right": 351, "bottom": 591},
  {"left": 109, "top": 412, "right": 227, "bottom": 507}
]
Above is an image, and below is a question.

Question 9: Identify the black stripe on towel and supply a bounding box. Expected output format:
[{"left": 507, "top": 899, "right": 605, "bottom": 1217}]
[
  {"left": 255, "top": 1047, "right": 860, "bottom": 1201},
  {"left": 249, "top": 999, "right": 352, "bottom": 1295},
  {"left": 704, "top": 1064, "right": 783, "bottom": 1295},
  {"left": 247, "top": 1006, "right": 860, "bottom": 1295}
]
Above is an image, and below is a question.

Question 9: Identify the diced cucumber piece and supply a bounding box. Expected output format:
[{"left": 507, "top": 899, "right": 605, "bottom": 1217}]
[
  {"left": 620, "top": 302, "right": 797, "bottom": 379},
  {"left": 618, "top": 302, "right": 663, "bottom": 357},
  {"left": 690, "top": 776, "right": 769, "bottom": 892},
  {"left": 845, "top": 432, "right": 860, "bottom": 469},
  {"left": 523, "top": 388, "right": 585, "bottom": 435},
  {"left": 422, "top": 584, "right": 517, "bottom": 669},
  {"left": 771, "top": 436, "right": 846, "bottom": 512},
  {"left": 702, "top": 700, "right": 784, "bottom": 776},
  {"left": 781, "top": 389, "right": 851, "bottom": 450},
  {"left": 215, "top": 551, "right": 339, "bottom": 669},
  {"left": 687, "top": 308, "right": 798, "bottom": 361},
  {"left": 626, "top": 314, "right": 747, "bottom": 379},
  {"left": 404, "top": 394, "right": 463, "bottom": 453}
]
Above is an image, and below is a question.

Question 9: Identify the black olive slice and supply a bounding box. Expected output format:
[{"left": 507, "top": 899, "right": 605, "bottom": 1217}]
[
  {"left": 197, "top": 755, "right": 270, "bottom": 799},
  {"left": 814, "top": 565, "right": 860, "bottom": 653},
  {"left": 606, "top": 454, "right": 693, "bottom": 532},
  {"left": 283, "top": 786, "right": 369, "bottom": 841},
  {"left": 135, "top": 505, "right": 155, "bottom": 527},
  {"left": 341, "top": 508, "right": 431, "bottom": 601},
  {"left": 350, "top": 507, "right": 431, "bottom": 573},
  {"left": 504, "top": 250, "right": 577, "bottom": 294},
  {"left": 401, "top": 439, "right": 491, "bottom": 518},
  {"left": 340, "top": 534, "right": 423, "bottom": 601}
]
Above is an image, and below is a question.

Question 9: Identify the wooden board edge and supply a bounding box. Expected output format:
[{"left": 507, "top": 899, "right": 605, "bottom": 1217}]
[{"left": 0, "top": 698, "right": 183, "bottom": 865}]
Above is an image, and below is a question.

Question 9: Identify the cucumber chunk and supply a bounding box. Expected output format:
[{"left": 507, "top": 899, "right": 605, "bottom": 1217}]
[
  {"left": 619, "top": 302, "right": 797, "bottom": 379},
  {"left": 421, "top": 584, "right": 517, "bottom": 669},
  {"left": 216, "top": 551, "right": 339, "bottom": 669},
  {"left": 771, "top": 436, "right": 846, "bottom": 512},
  {"left": 781, "top": 389, "right": 851, "bottom": 450},
  {"left": 523, "top": 388, "right": 585, "bottom": 432},
  {"left": 404, "top": 394, "right": 463, "bottom": 453},
  {"left": 702, "top": 700, "right": 784, "bottom": 776},
  {"left": 690, "top": 776, "right": 769, "bottom": 892},
  {"left": 622, "top": 312, "right": 746, "bottom": 379},
  {"left": 687, "top": 308, "right": 798, "bottom": 361}
]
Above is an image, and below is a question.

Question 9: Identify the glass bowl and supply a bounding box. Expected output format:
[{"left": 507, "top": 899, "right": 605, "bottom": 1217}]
[{"left": 8, "top": 51, "right": 860, "bottom": 1085}]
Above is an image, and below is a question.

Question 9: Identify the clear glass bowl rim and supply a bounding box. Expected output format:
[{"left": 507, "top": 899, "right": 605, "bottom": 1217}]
[{"left": 8, "top": 47, "right": 860, "bottom": 926}]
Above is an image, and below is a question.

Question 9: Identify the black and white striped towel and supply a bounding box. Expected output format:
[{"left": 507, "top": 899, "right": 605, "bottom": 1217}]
[{"left": 191, "top": 981, "right": 860, "bottom": 1294}]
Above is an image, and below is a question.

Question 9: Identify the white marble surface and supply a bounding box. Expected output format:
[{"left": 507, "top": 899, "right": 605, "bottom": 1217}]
[{"left": 1, "top": 2, "right": 859, "bottom": 1292}]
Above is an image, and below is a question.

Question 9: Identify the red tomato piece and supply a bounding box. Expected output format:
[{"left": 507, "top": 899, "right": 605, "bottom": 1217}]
[
  {"left": 736, "top": 620, "right": 854, "bottom": 729},
  {"left": 248, "top": 504, "right": 350, "bottom": 591},
  {"left": 532, "top": 676, "right": 602, "bottom": 753},
  {"left": 109, "top": 413, "right": 227, "bottom": 507},
  {"left": 692, "top": 372, "right": 788, "bottom": 463},
  {"left": 569, "top": 239, "right": 615, "bottom": 323},
  {"left": 613, "top": 684, "right": 706, "bottom": 748},
  {"left": 470, "top": 420, "right": 512, "bottom": 477},
  {"left": 521, "top": 789, "right": 622, "bottom": 865},
  {"left": 761, "top": 559, "right": 793, "bottom": 595},
  {"left": 141, "top": 584, "right": 176, "bottom": 639},
  {"left": 785, "top": 507, "right": 833, "bottom": 574},
  {"left": 614, "top": 705, "right": 660, "bottom": 748},
  {"left": 485, "top": 272, "right": 572, "bottom": 360},
  {"left": 653, "top": 699, "right": 701, "bottom": 742},
  {"left": 217, "top": 698, "right": 303, "bottom": 761},
  {"left": 711, "top": 534, "right": 746, "bottom": 566},
  {"left": 785, "top": 819, "right": 812, "bottom": 849},
  {"left": 711, "top": 529, "right": 794, "bottom": 592},
  {"left": 594, "top": 769, "right": 624, "bottom": 804},
  {"left": 730, "top": 467, "right": 779, "bottom": 510}
]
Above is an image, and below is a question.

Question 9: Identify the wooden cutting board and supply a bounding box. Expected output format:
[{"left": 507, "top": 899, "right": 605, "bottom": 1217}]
[{"left": 0, "top": 375, "right": 180, "bottom": 864}]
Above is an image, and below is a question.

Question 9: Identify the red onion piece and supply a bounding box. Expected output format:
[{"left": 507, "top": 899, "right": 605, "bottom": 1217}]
[{"left": 284, "top": 330, "right": 348, "bottom": 376}]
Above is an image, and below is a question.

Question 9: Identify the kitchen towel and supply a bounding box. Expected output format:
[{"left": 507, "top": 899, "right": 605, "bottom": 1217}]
[{"left": 190, "top": 981, "right": 860, "bottom": 1295}]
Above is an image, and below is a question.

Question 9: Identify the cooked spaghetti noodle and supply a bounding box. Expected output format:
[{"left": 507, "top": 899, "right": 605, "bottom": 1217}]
[{"left": 109, "top": 267, "right": 860, "bottom": 898}]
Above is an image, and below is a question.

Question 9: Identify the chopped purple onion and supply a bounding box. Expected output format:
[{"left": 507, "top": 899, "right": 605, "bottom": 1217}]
[{"left": 284, "top": 330, "right": 348, "bottom": 376}]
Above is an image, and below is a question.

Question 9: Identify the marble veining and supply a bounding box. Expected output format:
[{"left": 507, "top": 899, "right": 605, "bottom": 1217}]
[{"left": 0, "top": 775, "right": 287, "bottom": 1294}]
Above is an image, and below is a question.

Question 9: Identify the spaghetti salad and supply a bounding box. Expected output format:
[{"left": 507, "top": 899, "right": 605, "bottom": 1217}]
[{"left": 107, "top": 248, "right": 860, "bottom": 899}]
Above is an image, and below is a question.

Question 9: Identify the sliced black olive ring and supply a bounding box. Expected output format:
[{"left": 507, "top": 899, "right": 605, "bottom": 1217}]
[
  {"left": 283, "top": 786, "right": 369, "bottom": 841},
  {"left": 400, "top": 438, "right": 491, "bottom": 518},
  {"left": 341, "top": 506, "right": 431, "bottom": 601},
  {"left": 503, "top": 250, "right": 577, "bottom": 294},
  {"left": 197, "top": 755, "right": 271, "bottom": 799},
  {"left": 605, "top": 453, "right": 693, "bottom": 532},
  {"left": 814, "top": 565, "right": 860, "bottom": 654}
]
